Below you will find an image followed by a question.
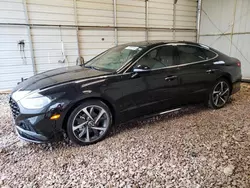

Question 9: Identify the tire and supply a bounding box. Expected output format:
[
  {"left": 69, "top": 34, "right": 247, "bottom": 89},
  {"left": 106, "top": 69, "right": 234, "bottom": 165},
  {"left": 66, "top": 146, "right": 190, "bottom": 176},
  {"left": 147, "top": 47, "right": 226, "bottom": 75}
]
[
  {"left": 208, "top": 78, "right": 231, "bottom": 109},
  {"left": 67, "top": 100, "right": 112, "bottom": 146}
]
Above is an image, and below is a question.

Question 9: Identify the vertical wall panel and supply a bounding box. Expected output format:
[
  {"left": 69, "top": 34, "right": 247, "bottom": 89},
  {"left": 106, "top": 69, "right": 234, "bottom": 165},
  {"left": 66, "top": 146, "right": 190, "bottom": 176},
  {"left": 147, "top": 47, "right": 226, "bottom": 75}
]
[
  {"left": 232, "top": 0, "right": 250, "bottom": 79},
  {"left": 76, "top": 0, "right": 114, "bottom": 61},
  {"left": 0, "top": 0, "right": 33, "bottom": 90},
  {"left": 117, "top": 0, "right": 145, "bottom": 27},
  {"left": 175, "top": 31, "right": 196, "bottom": 41},
  {"left": 148, "top": 0, "right": 173, "bottom": 28},
  {"left": 116, "top": 0, "right": 146, "bottom": 45},
  {"left": 175, "top": 0, "right": 197, "bottom": 29},
  {"left": 26, "top": 0, "right": 78, "bottom": 73},
  {"left": 77, "top": 0, "right": 113, "bottom": 26},
  {"left": 148, "top": 31, "right": 173, "bottom": 41},
  {"left": 200, "top": 0, "right": 235, "bottom": 34},
  {"left": 231, "top": 35, "right": 250, "bottom": 80},
  {"left": 0, "top": 0, "right": 26, "bottom": 23},
  {"left": 78, "top": 29, "right": 115, "bottom": 61},
  {"left": 31, "top": 27, "right": 78, "bottom": 73},
  {"left": 148, "top": 0, "right": 196, "bottom": 43},
  {"left": 0, "top": 26, "right": 34, "bottom": 90},
  {"left": 233, "top": 0, "right": 250, "bottom": 33},
  {"left": 199, "top": 0, "right": 250, "bottom": 79},
  {"left": 26, "top": 0, "right": 75, "bottom": 25},
  {"left": 118, "top": 30, "right": 146, "bottom": 45}
]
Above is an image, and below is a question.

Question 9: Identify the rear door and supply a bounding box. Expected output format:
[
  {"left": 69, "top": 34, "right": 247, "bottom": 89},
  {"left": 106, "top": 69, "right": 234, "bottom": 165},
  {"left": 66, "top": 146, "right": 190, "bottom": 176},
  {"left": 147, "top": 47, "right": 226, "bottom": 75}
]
[{"left": 175, "top": 44, "right": 219, "bottom": 103}]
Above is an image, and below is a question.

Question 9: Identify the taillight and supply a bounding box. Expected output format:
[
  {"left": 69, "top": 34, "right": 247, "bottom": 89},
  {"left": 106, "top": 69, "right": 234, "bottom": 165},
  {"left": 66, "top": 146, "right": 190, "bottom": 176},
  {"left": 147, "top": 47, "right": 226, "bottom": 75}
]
[{"left": 237, "top": 61, "right": 241, "bottom": 67}]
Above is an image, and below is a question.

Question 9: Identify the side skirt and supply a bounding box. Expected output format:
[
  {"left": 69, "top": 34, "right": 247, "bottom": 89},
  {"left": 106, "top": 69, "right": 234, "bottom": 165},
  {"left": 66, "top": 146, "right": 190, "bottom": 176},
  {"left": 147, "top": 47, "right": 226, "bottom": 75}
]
[
  {"left": 142, "top": 108, "right": 181, "bottom": 119},
  {"left": 124, "top": 108, "right": 182, "bottom": 125}
]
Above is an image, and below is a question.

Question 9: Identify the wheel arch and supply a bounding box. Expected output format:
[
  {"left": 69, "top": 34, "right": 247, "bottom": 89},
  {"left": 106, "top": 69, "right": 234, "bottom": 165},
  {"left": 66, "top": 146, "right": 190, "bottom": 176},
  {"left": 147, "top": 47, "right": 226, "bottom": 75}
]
[
  {"left": 61, "top": 97, "right": 116, "bottom": 132},
  {"left": 218, "top": 73, "right": 233, "bottom": 93}
]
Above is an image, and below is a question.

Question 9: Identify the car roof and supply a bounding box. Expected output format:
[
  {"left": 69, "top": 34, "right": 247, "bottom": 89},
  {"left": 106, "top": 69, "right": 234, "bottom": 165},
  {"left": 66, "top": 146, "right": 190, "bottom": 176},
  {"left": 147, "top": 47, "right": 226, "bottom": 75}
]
[{"left": 122, "top": 40, "right": 200, "bottom": 49}]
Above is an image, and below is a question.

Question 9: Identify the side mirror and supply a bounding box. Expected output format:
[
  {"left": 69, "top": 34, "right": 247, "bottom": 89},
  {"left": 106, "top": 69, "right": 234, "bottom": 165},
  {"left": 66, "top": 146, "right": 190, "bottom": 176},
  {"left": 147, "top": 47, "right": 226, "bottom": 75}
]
[{"left": 133, "top": 64, "right": 151, "bottom": 72}]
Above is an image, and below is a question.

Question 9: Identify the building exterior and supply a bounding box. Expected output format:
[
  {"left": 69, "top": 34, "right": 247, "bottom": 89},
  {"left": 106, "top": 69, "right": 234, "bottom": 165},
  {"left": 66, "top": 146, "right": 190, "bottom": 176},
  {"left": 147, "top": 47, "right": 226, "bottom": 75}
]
[{"left": 0, "top": 0, "right": 197, "bottom": 91}]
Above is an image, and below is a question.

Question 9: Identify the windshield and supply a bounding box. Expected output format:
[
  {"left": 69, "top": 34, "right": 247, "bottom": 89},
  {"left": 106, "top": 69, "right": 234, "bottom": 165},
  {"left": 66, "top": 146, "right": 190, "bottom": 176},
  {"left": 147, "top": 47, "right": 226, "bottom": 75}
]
[{"left": 84, "top": 44, "right": 144, "bottom": 72}]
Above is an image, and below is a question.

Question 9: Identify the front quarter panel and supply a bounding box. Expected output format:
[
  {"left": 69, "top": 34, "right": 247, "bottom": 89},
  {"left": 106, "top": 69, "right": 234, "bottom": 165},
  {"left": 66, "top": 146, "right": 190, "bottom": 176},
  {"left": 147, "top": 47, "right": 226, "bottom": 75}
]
[{"left": 69, "top": 75, "right": 125, "bottom": 123}]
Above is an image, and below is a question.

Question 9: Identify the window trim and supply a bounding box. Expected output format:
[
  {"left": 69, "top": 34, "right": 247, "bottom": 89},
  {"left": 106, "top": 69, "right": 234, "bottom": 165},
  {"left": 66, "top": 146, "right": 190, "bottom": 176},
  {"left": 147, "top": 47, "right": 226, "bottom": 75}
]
[
  {"left": 123, "top": 43, "right": 218, "bottom": 73},
  {"left": 123, "top": 44, "right": 178, "bottom": 73}
]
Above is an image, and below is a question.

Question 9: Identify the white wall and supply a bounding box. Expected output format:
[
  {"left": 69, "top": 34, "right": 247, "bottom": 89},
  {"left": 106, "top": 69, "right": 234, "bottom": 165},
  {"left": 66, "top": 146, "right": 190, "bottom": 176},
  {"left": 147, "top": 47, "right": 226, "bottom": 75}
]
[
  {"left": 199, "top": 0, "right": 250, "bottom": 80},
  {"left": 0, "top": 0, "right": 34, "bottom": 90},
  {"left": 0, "top": 0, "right": 198, "bottom": 91}
]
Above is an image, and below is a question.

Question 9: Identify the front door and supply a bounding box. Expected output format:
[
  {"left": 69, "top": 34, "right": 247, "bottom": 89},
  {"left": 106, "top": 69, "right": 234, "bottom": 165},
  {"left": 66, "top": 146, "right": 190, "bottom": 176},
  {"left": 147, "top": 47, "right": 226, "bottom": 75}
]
[{"left": 119, "top": 45, "right": 181, "bottom": 120}]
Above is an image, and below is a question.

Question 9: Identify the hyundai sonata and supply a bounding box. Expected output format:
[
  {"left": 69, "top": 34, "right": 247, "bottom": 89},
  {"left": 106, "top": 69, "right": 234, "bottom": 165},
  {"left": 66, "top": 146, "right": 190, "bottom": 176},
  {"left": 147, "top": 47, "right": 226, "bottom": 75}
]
[{"left": 9, "top": 41, "right": 241, "bottom": 145}]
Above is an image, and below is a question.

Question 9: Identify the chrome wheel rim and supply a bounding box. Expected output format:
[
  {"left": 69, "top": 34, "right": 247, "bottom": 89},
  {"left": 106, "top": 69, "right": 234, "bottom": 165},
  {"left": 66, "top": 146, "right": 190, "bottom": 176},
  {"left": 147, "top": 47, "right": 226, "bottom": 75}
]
[
  {"left": 72, "top": 105, "right": 110, "bottom": 143},
  {"left": 212, "top": 81, "right": 230, "bottom": 107}
]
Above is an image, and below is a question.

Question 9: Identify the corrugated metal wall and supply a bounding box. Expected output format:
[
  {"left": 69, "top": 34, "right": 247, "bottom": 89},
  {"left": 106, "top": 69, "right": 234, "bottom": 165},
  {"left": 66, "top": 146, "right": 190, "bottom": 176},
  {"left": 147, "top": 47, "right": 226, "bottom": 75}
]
[
  {"left": 199, "top": 0, "right": 250, "bottom": 80},
  {"left": 77, "top": 0, "right": 115, "bottom": 61},
  {"left": 117, "top": 0, "right": 146, "bottom": 44},
  {"left": 0, "top": 0, "right": 197, "bottom": 91},
  {"left": 27, "top": 0, "right": 78, "bottom": 73},
  {"left": 0, "top": 0, "right": 34, "bottom": 90}
]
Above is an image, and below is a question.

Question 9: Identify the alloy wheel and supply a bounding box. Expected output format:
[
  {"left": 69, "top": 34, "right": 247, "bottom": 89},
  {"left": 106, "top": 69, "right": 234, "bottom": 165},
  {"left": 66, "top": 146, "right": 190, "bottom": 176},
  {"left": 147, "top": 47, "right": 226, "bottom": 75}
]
[
  {"left": 72, "top": 105, "right": 110, "bottom": 143},
  {"left": 212, "top": 81, "right": 230, "bottom": 108}
]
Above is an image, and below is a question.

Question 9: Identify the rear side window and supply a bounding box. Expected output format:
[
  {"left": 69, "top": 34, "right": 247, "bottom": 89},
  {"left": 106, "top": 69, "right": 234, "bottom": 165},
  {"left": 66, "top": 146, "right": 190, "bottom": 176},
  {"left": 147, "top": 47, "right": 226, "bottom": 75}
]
[
  {"left": 177, "top": 45, "right": 216, "bottom": 64},
  {"left": 203, "top": 49, "right": 217, "bottom": 59}
]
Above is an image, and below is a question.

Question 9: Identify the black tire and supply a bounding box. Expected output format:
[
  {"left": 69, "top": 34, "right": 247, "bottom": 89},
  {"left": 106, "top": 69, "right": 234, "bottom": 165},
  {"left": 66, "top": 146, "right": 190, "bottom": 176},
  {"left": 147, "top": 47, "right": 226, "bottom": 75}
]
[
  {"left": 208, "top": 78, "right": 231, "bottom": 109},
  {"left": 67, "top": 100, "right": 112, "bottom": 146}
]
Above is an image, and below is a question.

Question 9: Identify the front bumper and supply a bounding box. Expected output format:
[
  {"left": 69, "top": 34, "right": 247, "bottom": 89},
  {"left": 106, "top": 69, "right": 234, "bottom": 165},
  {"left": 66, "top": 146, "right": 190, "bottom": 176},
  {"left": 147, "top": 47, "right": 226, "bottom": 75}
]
[
  {"left": 9, "top": 98, "right": 64, "bottom": 143},
  {"left": 12, "top": 114, "right": 57, "bottom": 143},
  {"left": 15, "top": 125, "right": 48, "bottom": 143}
]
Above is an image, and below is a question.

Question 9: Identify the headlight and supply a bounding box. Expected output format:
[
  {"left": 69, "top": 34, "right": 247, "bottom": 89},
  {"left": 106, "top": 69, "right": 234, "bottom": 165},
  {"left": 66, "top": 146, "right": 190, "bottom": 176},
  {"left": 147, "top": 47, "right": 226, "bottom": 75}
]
[
  {"left": 11, "top": 90, "right": 31, "bottom": 101},
  {"left": 19, "top": 92, "right": 51, "bottom": 109}
]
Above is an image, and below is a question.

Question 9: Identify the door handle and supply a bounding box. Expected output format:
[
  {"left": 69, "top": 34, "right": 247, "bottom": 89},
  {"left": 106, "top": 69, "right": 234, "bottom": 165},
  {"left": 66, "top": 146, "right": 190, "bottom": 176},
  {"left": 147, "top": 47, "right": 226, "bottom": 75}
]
[
  {"left": 206, "top": 69, "right": 215, "bottom": 74},
  {"left": 131, "top": 72, "right": 139, "bottom": 79},
  {"left": 165, "top": 75, "right": 177, "bottom": 81}
]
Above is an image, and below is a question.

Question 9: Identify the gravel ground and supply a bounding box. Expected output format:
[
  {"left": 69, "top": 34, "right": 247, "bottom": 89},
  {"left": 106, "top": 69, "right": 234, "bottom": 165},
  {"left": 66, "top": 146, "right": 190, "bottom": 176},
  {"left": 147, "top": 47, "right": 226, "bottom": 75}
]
[{"left": 0, "top": 84, "right": 250, "bottom": 188}]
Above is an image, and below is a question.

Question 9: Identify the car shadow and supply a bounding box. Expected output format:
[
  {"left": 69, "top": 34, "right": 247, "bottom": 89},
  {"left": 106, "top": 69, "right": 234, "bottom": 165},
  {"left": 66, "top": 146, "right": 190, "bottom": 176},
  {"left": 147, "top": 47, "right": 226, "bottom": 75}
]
[{"left": 109, "top": 103, "right": 211, "bottom": 137}]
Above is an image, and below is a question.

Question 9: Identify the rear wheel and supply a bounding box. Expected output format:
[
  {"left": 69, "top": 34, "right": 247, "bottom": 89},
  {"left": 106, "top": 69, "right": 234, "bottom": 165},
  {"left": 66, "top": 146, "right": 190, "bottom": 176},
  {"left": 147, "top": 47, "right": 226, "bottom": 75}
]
[
  {"left": 208, "top": 79, "right": 231, "bottom": 109},
  {"left": 67, "top": 100, "right": 112, "bottom": 146}
]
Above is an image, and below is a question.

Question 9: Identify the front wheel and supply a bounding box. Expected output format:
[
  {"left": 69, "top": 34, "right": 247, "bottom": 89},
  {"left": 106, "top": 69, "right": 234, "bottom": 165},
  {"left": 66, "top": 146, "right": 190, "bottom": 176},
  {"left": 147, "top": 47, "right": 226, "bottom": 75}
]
[
  {"left": 208, "top": 79, "right": 231, "bottom": 109},
  {"left": 67, "top": 100, "right": 112, "bottom": 146}
]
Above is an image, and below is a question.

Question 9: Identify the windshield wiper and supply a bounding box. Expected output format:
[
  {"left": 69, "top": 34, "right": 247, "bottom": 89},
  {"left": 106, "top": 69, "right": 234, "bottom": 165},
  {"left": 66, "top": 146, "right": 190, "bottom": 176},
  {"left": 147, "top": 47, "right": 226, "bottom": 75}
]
[
  {"left": 84, "top": 65, "right": 114, "bottom": 72},
  {"left": 84, "top": 65, "right": 100, "bottom": 71}
]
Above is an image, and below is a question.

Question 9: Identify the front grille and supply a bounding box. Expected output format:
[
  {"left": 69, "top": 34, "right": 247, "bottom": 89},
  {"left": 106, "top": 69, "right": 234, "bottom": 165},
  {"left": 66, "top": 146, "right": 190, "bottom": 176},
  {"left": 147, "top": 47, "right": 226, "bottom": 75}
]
[{"left": 9, "top": 97, "right": 20, "bottom": 119}]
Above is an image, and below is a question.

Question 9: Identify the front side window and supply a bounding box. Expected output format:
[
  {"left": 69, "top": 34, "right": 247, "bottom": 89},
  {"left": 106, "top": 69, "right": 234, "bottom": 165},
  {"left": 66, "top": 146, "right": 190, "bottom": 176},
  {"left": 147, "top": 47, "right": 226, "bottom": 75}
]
[
  {"left": 177, "top": 45, "right": 216, "bottom": 64},
  {"left": 133, "top": 46, "right": 175, "bottom": 70},
  {"left": 85, "top": 45, "right": 144, "bottom": 72}
]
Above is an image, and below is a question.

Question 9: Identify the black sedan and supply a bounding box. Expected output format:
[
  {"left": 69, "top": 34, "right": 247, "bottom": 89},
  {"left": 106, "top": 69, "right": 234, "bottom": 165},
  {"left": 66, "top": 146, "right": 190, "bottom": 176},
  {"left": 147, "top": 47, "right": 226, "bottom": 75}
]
[{"left": 9, "top": 41, "right": 242, "bottom": 145}]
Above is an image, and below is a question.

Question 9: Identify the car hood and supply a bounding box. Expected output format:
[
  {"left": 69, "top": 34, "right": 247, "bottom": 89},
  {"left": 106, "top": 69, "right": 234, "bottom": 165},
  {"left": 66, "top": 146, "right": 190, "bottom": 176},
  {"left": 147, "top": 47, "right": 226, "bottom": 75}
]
[{"left": 12, "top": 65, "right": 111, "bottom": 93}]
